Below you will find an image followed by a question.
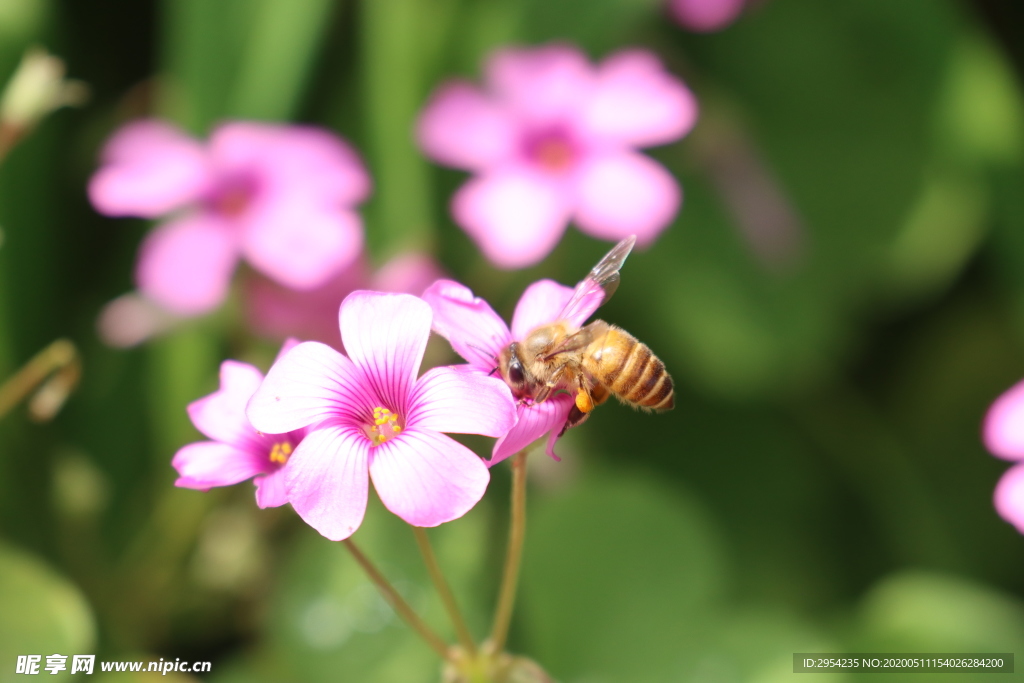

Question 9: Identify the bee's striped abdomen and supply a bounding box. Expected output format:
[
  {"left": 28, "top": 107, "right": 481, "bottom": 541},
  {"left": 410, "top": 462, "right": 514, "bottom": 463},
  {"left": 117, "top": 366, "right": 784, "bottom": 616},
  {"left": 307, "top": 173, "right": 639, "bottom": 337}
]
[{"left": 592, "top": 326, "right": 674, "bottom": 412}]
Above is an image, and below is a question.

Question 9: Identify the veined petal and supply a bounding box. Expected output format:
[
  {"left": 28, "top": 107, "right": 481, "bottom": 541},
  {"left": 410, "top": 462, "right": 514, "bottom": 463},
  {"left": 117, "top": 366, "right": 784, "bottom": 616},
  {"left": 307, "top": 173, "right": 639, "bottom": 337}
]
[
  {"left": 339, "top": 291, "right": 432, "bottom": 413},
  {"left": 407, "top": 366, "right": 516, "bottom": 437},
  {"left": 89, "top": 120, "right": 212, "bottom": 218},
  {"left": 369, "top": 429, "right": 489, "bottom": 527},
  {"left": 247, "top": 341, "right": 371, "bottom": 434},
  {"left": 421, "top": 280, "right": 512, "bottom": 370},
  {"left": 285, "top": 424, "right": 370, "bottom": 541},
  {"left": 573, "top": 151, "right": 680, "bottom": 245},
  {"left": 995, "top": 464, "right": 1024, "bottom": 534},
  {"left": 581, "top": 50, "right": 698, "bottom": 147},
  {"left": 452, "top": 169, "right": 570, "bottom": 269},
  {"left": 135, "top": 214, "right": 239, "bottom": 316},
  {"left": 254, "top": 468, "right": 289, "bottom": 508},
  {"left": 486, "top": 45, "right": 593, "bottom": 125},
  {"left": 417, "top": 81, "right": 518, "bottom": 171},
  {"left": 984, "top": 379, "right": 1024, "bottom": 461},
  {"left": 510, "top": 279, "right": 575, "bottom": 340},
  {"left": 242, "top": 202, "right": 363, "bottom": 291},
  {"left": 172, "top": 441, "right": 268, "bottom": 489},
  {"left": 491, "top": 395, "right": 573, "bottom": 465},
  {"left": 188, "top": 360, "right": 266, "bottom": 448}
]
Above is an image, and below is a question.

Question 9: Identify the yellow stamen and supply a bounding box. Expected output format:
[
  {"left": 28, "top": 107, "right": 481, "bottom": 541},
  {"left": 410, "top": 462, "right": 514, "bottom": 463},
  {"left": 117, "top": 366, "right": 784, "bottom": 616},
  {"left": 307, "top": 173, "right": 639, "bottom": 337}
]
[
  {"left": 269, "top": 441, "right": 293, "bottom": 464},
  {"left": 367, "top": 406, "right": 402, "bottom": 446}
]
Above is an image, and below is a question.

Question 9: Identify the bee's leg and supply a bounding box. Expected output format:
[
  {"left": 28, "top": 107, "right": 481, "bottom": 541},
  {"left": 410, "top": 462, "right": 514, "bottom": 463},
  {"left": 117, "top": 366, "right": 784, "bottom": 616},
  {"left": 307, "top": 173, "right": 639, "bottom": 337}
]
[
  {"left": 560, "top": 371, "right": 604, "bottom": 437},
  {"left": 533, "top": 363, "right": 568, "bottom": 404}
]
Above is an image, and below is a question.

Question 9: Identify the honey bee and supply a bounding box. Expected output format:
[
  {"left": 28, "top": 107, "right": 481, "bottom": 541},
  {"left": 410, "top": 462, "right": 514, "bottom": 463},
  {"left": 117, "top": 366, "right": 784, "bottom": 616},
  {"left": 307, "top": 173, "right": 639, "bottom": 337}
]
[{"left": 497, "top": 236, "right": 674, "bottom": 435}]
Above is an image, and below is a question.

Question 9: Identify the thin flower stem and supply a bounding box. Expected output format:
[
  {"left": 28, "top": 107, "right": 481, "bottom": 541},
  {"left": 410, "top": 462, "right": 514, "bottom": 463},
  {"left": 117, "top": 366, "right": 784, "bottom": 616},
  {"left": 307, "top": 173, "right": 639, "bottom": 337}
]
[
  {"left": 412, "top": 526, "right": 478, "bottom": 656},
  {"left": 489, "top": 450, "right": 528, "bottom": 655},
  {"left": 342, "top": 538, "right": 450, "bottom": 659},
  {"left": 0, "top": 338, "right": 79, "bottom": 421}
]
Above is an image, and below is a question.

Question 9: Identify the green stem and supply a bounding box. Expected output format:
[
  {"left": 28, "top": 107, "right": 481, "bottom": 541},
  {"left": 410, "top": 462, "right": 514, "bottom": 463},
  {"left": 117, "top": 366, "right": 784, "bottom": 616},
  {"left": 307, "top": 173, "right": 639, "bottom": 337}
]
[
  {"left": 0, "top": 338, "right": 79, "bottom": 420},
  {"left": 489, "top": 450, "right": 528, "bottom": 655},
  {"left": 413, "top": 525, "right": 477, "bottom": 656},
  {"left": 342, "top": 538, "right": 450, "bottom": 659}
]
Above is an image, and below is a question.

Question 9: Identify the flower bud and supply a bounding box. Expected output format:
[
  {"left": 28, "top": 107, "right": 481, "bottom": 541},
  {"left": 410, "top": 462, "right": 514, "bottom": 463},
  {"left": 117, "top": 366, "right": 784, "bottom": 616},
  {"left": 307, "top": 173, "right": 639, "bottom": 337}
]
[{"left": 0, "top": 47, "right": 87, "bottom": 132}]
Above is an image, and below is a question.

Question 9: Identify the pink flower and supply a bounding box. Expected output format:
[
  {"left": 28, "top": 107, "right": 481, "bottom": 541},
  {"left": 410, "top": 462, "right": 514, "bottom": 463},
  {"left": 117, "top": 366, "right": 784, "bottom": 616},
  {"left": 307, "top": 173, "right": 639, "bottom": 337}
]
[
  {"left": 172, "top": 340, "right": 304, "bottom": 508},
  {"left": 669, "top": 0, "right": 746, "bottom": 32},
  {"left": 244, "top": 252, "right": 444, "bottom": 349},
  {"left": 984, "top": 379, "right": 1024, "bottom": 533},
  {"left": 89, "top": 120, "right": 370, "bottom": 315},
  {"left": 417, "top": 45, "right": 696, "bottom": 269},
  {"left": 246, "top": 291, "right": 517, "bottom": 540},
  {"left": 422, "top": 274, "right": 606, "bottom": 465}
]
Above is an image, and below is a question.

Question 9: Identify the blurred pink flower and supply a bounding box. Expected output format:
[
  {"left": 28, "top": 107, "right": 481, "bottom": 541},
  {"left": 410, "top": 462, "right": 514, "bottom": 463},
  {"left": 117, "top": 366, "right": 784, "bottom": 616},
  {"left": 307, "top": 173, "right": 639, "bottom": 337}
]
[
  {"left": 669, "top": 0, "right": 746, "bottom": 32},
  {"left": 173, "top": 340, "right": 303, "bottom": 508},
  {"left": 244, "top": 252, "right": 445, "bottom": 349},
  {"left": 984, "top": 379, "right": 1024, "bottom": 533},
  {"left": 89, "top": 120, "right": 370, "bottom": 315},
  {"left": 246, "top": 291, "right": 517, "bottom": 540},
  {"left": 423, "top": 274, "right": 606, "bottom": 465},
  {"left": 417, "top": 45, "right": 696, "bottom": 268}
]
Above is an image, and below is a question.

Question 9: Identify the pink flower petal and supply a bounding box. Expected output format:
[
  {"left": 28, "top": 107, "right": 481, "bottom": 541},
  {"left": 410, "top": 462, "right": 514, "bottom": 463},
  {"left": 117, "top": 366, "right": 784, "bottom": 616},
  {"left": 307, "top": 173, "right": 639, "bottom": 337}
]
[
  {"left": 135, "top": 214, "right": 239, "bottom": 316},
  {"left": 984, "top": 379, "right": 1024, "bottom": 461},
  {"left": 491, "top": 395, "right": 573, "bottom": 465},
  {"left": 407, "top": 366, "right": 516, "bottom": 437},
  {"left": 452, "top": 169, "right": 570, "bottom": 269},
  {"left": 210, "top": 122, "right": 371, "bottom": 207},
  {"left": 339, "top": 292, "right": 432, "bottom": 412},
  {"left": 285, "top": 424, "right": 370, "bottom": 541},
  {"left": 89, "top": 120, "right": 212, "bottom": 218},
  {"left": 581, "top": 50, "right": 698, "bottom": 147},
  {"left": 417, "top": 81, "right": 518, "bottom": 171},
  {"left": 172, "top": 441, "right": 269, "bottom": 489},
  {"left": 995, "top": 464, "right": 1024, "bottom": 534},
  {"left": 369, "top": 429, "right": 489, "bottom": 527},
  {"left": 510, "top": 279, "right": 575, "bottom": 340},
  {"left": 247, "top": 341, "right": 371, "bottom": 434},
  {"left": 573, "top": 151, "right": 680, "bottom": 245},
  {"left": 670, "top": 0, "right": 746, "bottom": 32},
  {"left": 188, "top": 360, "right": 266, "bottom": 448},
  {"left": 242, "top": 203, "right": 363, "bottom": 291},
  {"left": 254, "top": 468, "right": 289, "bottom": 508},
  {"left": 421, "top": 280, "right": 512, "bottom": 370},
  {"left": 486, "top": 45, "right": 593, "bottom": 125}
]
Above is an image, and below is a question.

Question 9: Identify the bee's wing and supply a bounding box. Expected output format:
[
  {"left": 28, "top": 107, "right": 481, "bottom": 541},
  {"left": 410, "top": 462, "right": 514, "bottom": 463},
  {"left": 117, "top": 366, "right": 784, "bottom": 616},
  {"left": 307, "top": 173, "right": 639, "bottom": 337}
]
[{"left": 557, "top": 235, "right": 636, "bottom": 328}]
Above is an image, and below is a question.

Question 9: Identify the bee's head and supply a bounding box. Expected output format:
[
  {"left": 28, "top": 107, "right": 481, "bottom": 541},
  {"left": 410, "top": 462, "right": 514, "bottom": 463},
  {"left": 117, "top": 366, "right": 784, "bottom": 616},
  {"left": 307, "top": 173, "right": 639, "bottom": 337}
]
[{"left": 498, "top": 342, "right": 528, "bottom": 392}]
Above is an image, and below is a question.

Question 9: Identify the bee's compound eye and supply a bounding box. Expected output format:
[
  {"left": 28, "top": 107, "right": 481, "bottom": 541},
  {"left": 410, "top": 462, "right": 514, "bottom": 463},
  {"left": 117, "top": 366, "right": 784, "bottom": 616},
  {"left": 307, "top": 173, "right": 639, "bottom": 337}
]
[{"left": 507, "top": 359, "right": 525, "bottom": 386}]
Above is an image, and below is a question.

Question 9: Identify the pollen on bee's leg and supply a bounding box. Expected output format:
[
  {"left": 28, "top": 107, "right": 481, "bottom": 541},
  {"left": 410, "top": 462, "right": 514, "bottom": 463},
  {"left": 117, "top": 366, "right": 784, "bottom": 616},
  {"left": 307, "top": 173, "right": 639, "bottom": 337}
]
[{"left": 575, "top": 388, "right": 594, "bottom": 413}]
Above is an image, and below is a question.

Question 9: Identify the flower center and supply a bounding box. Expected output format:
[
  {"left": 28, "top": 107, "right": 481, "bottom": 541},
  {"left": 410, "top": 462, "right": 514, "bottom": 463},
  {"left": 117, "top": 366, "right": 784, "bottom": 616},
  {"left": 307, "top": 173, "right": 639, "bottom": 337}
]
[
  {"left": 208, "top": 175, "right": 257, "bottom": 218},
  {"left": 269, "top": 441, "right": 293, "bottom": 465},
  {"left": 365, "top": 406, "right": 402, "bottom": 446},
  {"left": 524, "top": 130, "right": 578, "bottom": 174}
]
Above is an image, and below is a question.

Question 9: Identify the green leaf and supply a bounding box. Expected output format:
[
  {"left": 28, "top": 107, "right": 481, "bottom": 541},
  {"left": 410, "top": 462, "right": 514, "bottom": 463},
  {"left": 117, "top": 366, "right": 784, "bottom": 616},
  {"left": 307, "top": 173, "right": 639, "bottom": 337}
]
[{"left": 0, "top": 542, "right": 95, "bottom": 683}]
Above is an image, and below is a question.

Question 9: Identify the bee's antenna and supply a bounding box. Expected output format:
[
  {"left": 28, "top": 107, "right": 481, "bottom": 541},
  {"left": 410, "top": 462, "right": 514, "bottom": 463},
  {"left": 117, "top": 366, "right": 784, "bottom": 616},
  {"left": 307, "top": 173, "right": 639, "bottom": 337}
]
[
  {"left": 465, "top": 342, "right": 498, "bottom": 361},
  {"left": 487, "top": 366, "right": 499, "bottom": 377}
]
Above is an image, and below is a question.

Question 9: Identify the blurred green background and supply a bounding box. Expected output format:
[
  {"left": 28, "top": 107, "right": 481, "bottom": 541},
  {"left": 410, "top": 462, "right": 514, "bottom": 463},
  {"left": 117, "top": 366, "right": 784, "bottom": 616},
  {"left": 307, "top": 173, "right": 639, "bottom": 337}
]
[{"left": 1, "top": 0, "right": 1024, "bottom": 681}]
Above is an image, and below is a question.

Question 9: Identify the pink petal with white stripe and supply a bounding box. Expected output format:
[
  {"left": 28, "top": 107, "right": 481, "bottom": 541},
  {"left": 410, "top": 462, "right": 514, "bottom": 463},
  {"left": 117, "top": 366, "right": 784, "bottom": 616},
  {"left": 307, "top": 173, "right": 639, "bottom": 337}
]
[
  {"left": 491, "top": 395, "right": 574, "bottom": 465},
  {"left": 408, "top": 366, "right": 516, "bottom": 437},
  {"left": 421, "top": 280, "right": 512, "bottom": 370},
  {"left": 247, "top": 341, "right": 370, "bottom": 434},
  {"left": 417, "top": 82, "right": 518, "bottom": 171},
  {"left": 89, "top": 120, "right": 212, "bottom": 218},
  {"left": 188, "top": 360, "right": 266, "bottom": 449},
  {"left": 339, "top": 292, "right": 431, "bottom": 412},
  {"left": 285, "top": 424, "right": 370, "bottom": 541},
  {"left": 135, "top": 214, "right": 239, "bottom": 316},
  {"left": 172, "top": 442, "right": 269, "bottom": 489},
  {"left": 369, "top": 429, "right": 489, "bottom": 527},
  {"left": 573, "top": 151, "right": 680, "bottom": 245},
  {"left": 453, "top": 169, "right": 570, "bottom": 269},
  {"left": 582, "top": 50, "right": 698, "bottom": 147}
]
